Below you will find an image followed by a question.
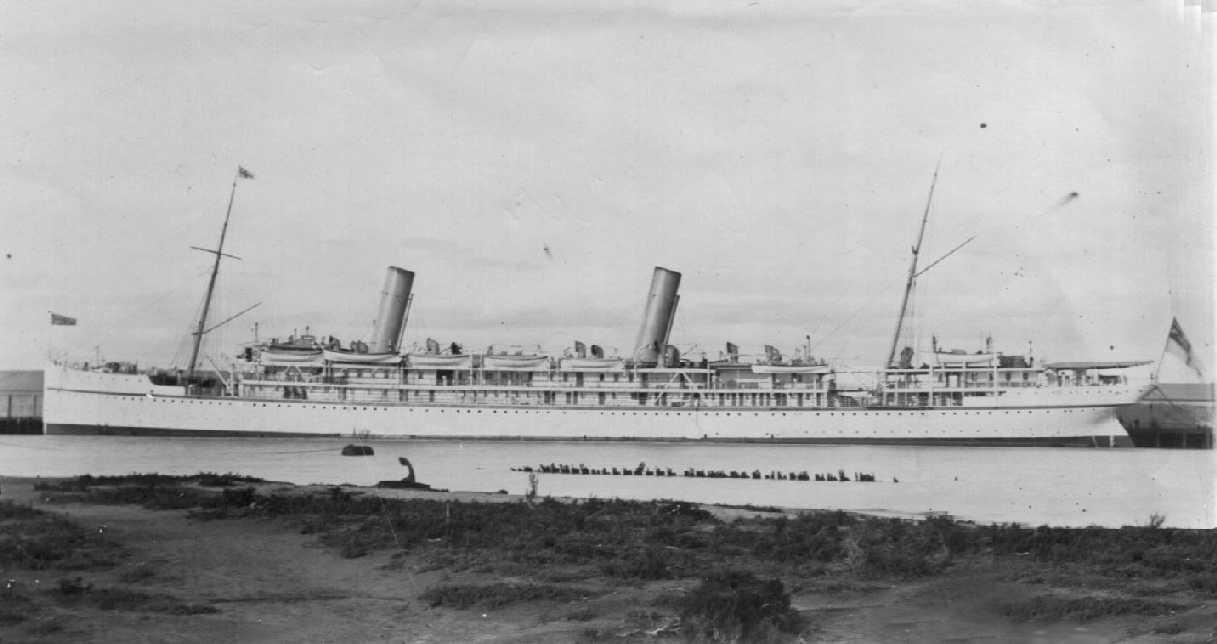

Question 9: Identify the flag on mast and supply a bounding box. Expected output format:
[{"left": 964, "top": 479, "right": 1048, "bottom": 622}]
[
  {"left": 238, "top": 166, "right": 255, "bottom": 180},
  {"left": 50, "top": 312, "right": 77, "bottom": 326},
  {"left": 1165, "top": 317, "right": 1204, "bottom": 378}
]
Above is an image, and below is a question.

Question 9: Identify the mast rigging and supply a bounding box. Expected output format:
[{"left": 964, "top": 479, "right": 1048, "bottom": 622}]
[
  {"left": 185, "top": 167, "right": 251, "bottom": 387},
  {"left": 885, "top": 160, "right": 941, "bottom": 368}
]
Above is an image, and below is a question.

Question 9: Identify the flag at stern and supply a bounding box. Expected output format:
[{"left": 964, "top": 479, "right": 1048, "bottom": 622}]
[{"left": 1164, "top": 317, "right": 1205, "bottom": 379}]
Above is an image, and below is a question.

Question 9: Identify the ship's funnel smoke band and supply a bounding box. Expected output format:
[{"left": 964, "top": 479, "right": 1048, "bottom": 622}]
[
  {"left": 369, "top": 266, "right": 415, "bottom": 354},
  {"left": 632, "top": 267, "right": 681, "bottom": 366}
]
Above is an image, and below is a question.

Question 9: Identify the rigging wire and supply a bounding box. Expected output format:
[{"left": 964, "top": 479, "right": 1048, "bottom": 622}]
[
  {"left": 816, "top": 285, "right": 899, "bottom": 364},
  {"left": 906, "top": 278, "right": 919, "bottom": 361},
  {"left": 803, "top": 289, "right": 851, "bottom": 350}
]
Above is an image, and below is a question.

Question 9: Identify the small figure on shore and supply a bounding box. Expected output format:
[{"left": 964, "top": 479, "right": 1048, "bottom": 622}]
[
  {"left": 526, "top": 472, "right": 538, "bottom": 501},
  {"left": 398, "top": 457, "right": 416, "bottom": 484}
]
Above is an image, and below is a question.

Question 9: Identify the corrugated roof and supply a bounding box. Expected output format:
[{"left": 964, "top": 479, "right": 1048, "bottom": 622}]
[{"left": 0, "top": 370, "right": 42, "bottom": 392}]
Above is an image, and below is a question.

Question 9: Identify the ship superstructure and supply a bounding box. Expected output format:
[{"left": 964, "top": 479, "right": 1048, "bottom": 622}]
[{"left": 45, "top": 261, "right": 1149, "bottom": 445}]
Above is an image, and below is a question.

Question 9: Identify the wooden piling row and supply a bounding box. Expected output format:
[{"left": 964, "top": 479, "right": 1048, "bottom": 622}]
[{"left": 509, "top": 463, "right": 882, "bottom": 482}]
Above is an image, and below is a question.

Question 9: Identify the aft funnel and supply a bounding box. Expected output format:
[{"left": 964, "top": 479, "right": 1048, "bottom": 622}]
[
  {"left": 632, "top": 267, "right": 681, "bottom": 366},
  {"left": 368, "top": 266, "right": 415, "bottom": 354}
]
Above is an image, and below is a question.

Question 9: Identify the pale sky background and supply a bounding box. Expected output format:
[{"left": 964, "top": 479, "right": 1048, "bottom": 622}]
[{"left": 2, "top": 0, "right": 1213, "bottom": 373}]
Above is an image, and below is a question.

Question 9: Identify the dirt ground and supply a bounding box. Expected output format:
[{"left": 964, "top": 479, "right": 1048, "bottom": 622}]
[{"left": 0, "top": 476, "right": 1213, "bottom": 643}]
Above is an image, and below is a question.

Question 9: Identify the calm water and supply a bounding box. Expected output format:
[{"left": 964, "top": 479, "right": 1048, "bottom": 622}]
[{"left": 0, "top": 435, "right": 1212, "bottom": 528}]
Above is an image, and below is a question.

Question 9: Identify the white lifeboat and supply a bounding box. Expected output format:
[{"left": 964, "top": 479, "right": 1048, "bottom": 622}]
[
  {"left": 482, "top": 354, "right": 550, "bottom": 371},
  {"left": 934, "top": 351, "right": 997, "bottom": 367},
  {"left": 322, "top": 349, "right": 403, "bottom": 365},
  {"left": 560, "top": 357, "right": 626, "bottom": 371},
  {"left": 260, "top": 348, "right": 323, "bottom": 367},
  {"left": 406, "top": 354, "right": 474, "bottom": 369}
]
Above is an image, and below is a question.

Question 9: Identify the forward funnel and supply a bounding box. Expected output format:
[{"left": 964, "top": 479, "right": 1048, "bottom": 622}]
[
  {"left": 368, "top": 266, "right": 415, "bottom": 354},
  {"left": 632, "top": 267, "right": 681, "bottom": 366}
]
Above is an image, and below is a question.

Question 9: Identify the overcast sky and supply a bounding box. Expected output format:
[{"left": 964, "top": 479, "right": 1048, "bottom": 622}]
[{"left": 2, "top": 0, "right": 1213, "bottom": 372}]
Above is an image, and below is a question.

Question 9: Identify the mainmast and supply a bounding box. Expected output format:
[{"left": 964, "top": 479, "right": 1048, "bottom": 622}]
[
  {"left": 884, "top": 161, "right": 941, "bottom": 368},
  {"left": 185, "top": 166, "right": 253, "bottom": 387}
]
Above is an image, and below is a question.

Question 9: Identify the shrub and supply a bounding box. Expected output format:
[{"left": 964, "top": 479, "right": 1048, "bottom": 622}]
[
  {"left": 599, "top": 546, "right": 675, "bottom": 580},
  {"left": 1004, "top": 595, "right": 1190, "bottom": 622},
  {"left": 678, "top": 571, "right": 804, "bottom": 642},
  {"left": 420, "top": 583, "right": 597, "bottom": 609},
  {"left": 0, "top": 503, "right": 121, "bottom": 571},
  {"left": 844, "top": 518, "right": 953, "bottom": 578},
  {"left": 195, "top": 472, "right": 265, "bottom": 487},
  {"left": 54, "top": 582, "right": 218, "bottom": 615},
  {"left": 0, "top": 502, "right": 44, "bottom": 520},
  {"left": 220, "top": 486, "right": 257, "bottom": 508}
]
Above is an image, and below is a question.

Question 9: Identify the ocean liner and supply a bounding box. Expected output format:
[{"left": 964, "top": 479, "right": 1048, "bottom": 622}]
[{"left": 43, "top": 169, "right": 1153, "bottom": 445}]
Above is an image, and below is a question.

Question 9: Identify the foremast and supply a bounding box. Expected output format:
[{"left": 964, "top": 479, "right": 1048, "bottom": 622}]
[{"left": 185, "top": 166, "right": 253, "bottom": 387}]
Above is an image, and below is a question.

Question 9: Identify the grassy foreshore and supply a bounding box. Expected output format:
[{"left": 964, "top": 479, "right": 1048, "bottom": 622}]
[{"left": 1, "top": 474, "right": 1214, "bottom": 642}]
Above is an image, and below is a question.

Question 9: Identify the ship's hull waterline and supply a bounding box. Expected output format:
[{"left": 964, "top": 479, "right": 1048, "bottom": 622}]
[{"left": 44, "top": 383, "right": 1135, "bottom": 447}]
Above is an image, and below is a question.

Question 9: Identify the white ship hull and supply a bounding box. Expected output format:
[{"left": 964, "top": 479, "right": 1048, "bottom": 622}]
[{"left": 44, "top": 367, "right": 1144, "bottom": 446}]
